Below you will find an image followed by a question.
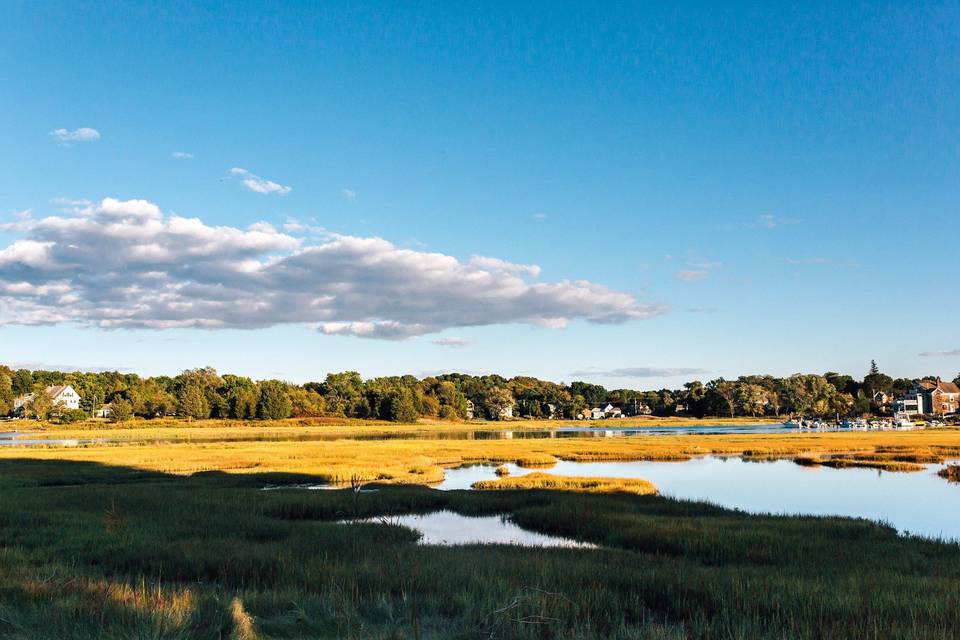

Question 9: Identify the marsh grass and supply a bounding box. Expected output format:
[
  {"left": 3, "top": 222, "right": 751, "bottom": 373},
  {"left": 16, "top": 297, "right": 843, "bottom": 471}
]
[
  {"left": 473, "top": 473, "right": 658, "bottom": 495},
  {"left": 0, "top": 457, "right": 959, "bottom": 638},
  {"left": 939, "top": 465, "right": 960, "bottom": 483}
]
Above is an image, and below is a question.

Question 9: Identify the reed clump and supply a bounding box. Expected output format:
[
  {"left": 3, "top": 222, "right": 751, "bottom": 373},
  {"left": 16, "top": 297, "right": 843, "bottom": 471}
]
[
  {"left": 473, "top": 473, "right": 658, "bottom": 495},
  {"left": 513, "top": 454, "right": 557, "bottom": 468},
  {"left": 938, "top": 465, "right": 960, "bottom": 483}
]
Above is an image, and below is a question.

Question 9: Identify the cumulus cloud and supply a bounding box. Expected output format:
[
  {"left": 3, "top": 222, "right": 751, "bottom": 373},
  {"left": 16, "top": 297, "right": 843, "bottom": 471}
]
[
  {"left": 0, "top": 197, "right": 665, "bottom": 339},
  {"left": 229, "top": 168, "right": 291, "bottom": 195},
  {"left": 467, "top": 256, "right": 541, "bottom": 277},
  {"left": 432, "top": 337, "right": 471, "bottom": 348},
  {"left": 919, "top": 349, "right": 960, "bottom": 357},
  {"left": 570, "top": 367, "right": 710, "bottom": 378},
  {"left": 172, "top": 151, "right": 194, "bottom": 159},
  {"left": 49, "top": 127, "right": 100, "bottom": 143}
]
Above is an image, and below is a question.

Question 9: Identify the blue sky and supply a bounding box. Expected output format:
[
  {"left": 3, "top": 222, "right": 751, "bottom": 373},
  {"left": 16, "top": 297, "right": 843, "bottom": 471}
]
[{"left": 1, "top": 1, "right": 958, "bottom": 387}]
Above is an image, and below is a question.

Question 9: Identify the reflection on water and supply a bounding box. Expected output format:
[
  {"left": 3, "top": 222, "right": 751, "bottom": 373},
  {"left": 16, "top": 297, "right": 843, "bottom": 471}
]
[
  {"left": 437, "top": 457, "right": 960, "bottom": 541},
  {"left": 346, "top": 510, "right": 594, "bottom": 547},
  {"left": 0, "top": 431, "right": 84, "bottom": 447}
]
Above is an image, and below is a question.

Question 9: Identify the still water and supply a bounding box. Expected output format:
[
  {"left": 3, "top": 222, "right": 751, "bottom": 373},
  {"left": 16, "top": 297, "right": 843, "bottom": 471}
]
[
  {"left": 0, "top": 432, "right": 83, "bottom": 447},
  {"left": 345, "top": 510, "right": 595, "bottom": 547},
  {"left": 436, "top": 457, "right": 960, "bottom": 541}
]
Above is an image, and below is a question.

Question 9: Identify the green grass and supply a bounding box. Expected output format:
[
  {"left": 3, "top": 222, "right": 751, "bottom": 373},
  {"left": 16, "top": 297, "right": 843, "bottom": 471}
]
[{"left": 0, "top": 458, "right": 958, "bottom": 639}]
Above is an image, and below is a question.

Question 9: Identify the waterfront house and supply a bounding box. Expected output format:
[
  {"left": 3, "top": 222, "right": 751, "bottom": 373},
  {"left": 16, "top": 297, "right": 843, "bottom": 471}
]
[
  {"left": 893, "top": 392, "right": 924, "bottom": 417},
  {"left": 894, "top": 379, "right": 960, "bottom": 416},
  {"left": 589, "top": 403, "right": 623, "bottom": 419},
  {"left": 920, "top": 378, "right": 960, "bottom": 415},
  {"left": 624, "top": 398, "right": 653, "bottom": 416},
  {"left": 465, "top": 400, "right": 475, "bottom": 420},
  {"left": 13, "top": 385, "right": 82, "bottom": 415}
]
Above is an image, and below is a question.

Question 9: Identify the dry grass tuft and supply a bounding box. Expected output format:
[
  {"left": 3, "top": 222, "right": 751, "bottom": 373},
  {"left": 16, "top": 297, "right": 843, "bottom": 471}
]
[
  {"left": 514, "top": 454, "right": 557, "bottom": 468},
  {"left": 229, "top": 597, "right": 258, "bottom": 640}
]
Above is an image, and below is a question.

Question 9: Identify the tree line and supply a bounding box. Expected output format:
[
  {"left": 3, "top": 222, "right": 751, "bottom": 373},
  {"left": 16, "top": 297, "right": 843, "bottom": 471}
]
[{"left": 1, "top": 361, "right": 957, "bottom": 423}]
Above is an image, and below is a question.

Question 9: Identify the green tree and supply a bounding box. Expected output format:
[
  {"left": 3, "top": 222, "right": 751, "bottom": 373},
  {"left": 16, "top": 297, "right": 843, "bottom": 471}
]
[
  {"left": 221, "top": 375, "right": 258, "bottom": 419},
  {"left": 736, "top": 383, "right": 768, "bottom": 417},
  {"left": 0, "top": 372, "right": 13, "bottom": 416},
  {"left": 707, "top": 379, "right": 737, "bottom": 418},
  {"left": 479, "top": 386, "right": 514, "bottom": 420},
  {"left": 287, "top": 387, "right": 325, "bottom": 417},
  {"left": 177, "top": 383, "right": 209, "bottom": 420},
  {"left": 569, "top": 381, "right": 607, "bottom": 407},
  {"left": 23, "top": 389, "right": 53, "bottom": 420},
  {"left": 863, "top": 361, "right": 894, "bottom": 402},
  {"left": 257, "top": 380, "right": 292, "bottom": 420},
  {"left": 318, "top": 371, "right": 364, "bottom": 416},
  {"left": 433, "top": 381, "right": 468, "bottom": 419},
  {"left": 110, "top": 398, "right": 134, "bottom": 423},
  {"left": 384, "top": 388, "right": 418, "bottom": 423},
  {"left": 11, "top": 369, "right": 33, "bottom": 396}
]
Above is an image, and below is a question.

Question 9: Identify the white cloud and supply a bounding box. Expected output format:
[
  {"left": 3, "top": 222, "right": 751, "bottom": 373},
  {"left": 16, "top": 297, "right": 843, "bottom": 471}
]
[
  {"left": 570, "top": 367, "right": 710, "bottom": 378},
  {"left": 468, "top": 255, "right": 541, "bottom": 277},
  {"left": 172, "top": 151, "right": 194, "bottom": 159},
  {"left": 229, "top": 168, "right": 291, "bottom": 195},
  {"left": 432, "top": 336, "right": 471, "bottom": 348},
  {"left": 919, "top": 349, "right": 960, "bottom": 357},
  {"left": 0, "top": 197, "right": 666, "bottom": 339},
  {"left": 675, "top": 270, "right": 708, "bottom": 282},
  {"left": 49, "top": 127, "right": 101, "bottom": 143},
  {"left": 531, "top": 212, "right": 548, "bottom": 220},
  {"left": 747, "top": 214, "right": 801, "bottom": 229},
  {"left": 340, "top": 188, "right": 357, "bottom": 200}
]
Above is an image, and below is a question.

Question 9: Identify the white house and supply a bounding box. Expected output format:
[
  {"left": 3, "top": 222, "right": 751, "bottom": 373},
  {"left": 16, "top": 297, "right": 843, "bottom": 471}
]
[
  {"left": 589, "top": 403, "right": 622, "bottom": 420},
  {"left": 13, "top": 385, "right": 82, "bottom": 415},
  {"left": 93, "top": 403, "right": 114, "bottom": 419}
]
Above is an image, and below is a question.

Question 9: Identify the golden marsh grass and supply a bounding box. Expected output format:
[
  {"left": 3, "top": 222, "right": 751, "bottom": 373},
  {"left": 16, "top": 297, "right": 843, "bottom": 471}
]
[
  {"left": 1, "top": 423, "right": 958, "bottom": 486},
  {"left": 473, "top": 472, "right": 658, "bottom": 495}
]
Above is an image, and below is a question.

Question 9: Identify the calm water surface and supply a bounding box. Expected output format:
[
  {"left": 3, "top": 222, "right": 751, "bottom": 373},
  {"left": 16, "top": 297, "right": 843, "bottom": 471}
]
[
  {"left": 436, "top": 457, "right": 960, "bottom": 541},
  {"left": 0, "top": 432, "right": 84, "bottom": 447},
  {"left": 345, "top": 510, "right": 594, "bottom": 547}
]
